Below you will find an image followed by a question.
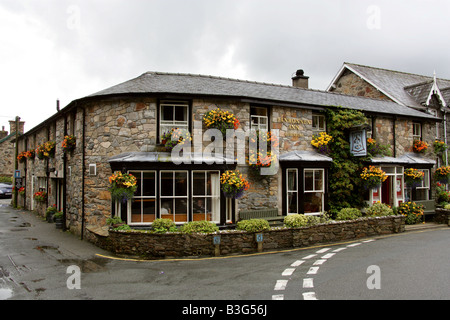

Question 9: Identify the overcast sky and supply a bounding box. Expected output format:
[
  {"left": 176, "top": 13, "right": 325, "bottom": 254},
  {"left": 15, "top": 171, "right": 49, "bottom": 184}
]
[{"left": 1, "top": 0, "right": 450, "bottom": 132}]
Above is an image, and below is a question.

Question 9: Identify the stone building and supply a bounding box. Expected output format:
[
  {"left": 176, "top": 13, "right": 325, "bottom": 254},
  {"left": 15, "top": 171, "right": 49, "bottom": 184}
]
[
  {"left": 15, "top": 69, "right": 439, "bottom": 241},
  {"left": 0, "top": 119, "right": 25, "bottom": 178}
]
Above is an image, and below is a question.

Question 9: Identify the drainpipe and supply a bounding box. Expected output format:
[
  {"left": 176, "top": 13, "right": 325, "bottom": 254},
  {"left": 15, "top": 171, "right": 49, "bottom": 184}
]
[
  {"left": 444, "top": 110, "right": 448, "bottom": 166},
  {"left": 393, "top": 116, "right": 397, "bottom": 158},
  {"left": 63, "top": 112, "right": 67, "bottom": 232},
  {"left": 81, "top": 105, "right": 86, "bottom": 240}
]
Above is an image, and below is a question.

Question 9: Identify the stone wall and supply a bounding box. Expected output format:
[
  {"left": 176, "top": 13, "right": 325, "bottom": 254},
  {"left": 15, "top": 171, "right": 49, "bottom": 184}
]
[
  {"left": 93, "top": 215, "right": 405, "bottom": 259},
  {"left": 330, "top": 69, "right": 390, "bottom": 100}
]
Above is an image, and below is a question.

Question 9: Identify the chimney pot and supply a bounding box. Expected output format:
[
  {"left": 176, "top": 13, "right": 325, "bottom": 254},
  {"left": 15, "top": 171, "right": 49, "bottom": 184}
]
[{"left": 292, "top": 69, "right": 309, "bottom": 89}]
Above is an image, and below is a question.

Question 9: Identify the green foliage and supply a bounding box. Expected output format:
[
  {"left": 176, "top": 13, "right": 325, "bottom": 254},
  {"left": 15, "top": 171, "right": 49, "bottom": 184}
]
[
  {"left": 180, "top": 220, "right": 219, "bottom": 234},
  {"left": 0, "top": 176, "right": 12, "bottom": 184},
  {"left": 323, "top": 108, "right": 371, "bottom": 216},
  {"left": 336, "top": 208, "right": 362, "bottom": 220},
  {"left": 152, "top": 218, "right": 178, "bottom": 233},
  {"left": 396, "top": 202, "right": 424, "bottom": 224},
  {"left": 106, "top": 216, "right": 124, "bottom": 225},
  {"left": 236, "top": 219, "right": 270, "bottom": 233},
  {"left": 284, "top": 214, "right": 309, "bottom": 228},
  {"left": 435, "top": 183, "right": 450, "bottom": 205},
  {"left": 365, "top": 202, "right": 394, "bottom": 217}
]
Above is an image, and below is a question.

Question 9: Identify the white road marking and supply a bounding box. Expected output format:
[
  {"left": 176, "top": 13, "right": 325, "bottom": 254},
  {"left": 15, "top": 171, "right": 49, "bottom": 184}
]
[
  {"left": 321, "top": 253, "right": 336, "bottom": 259},
  {"left": 303, "top": 292, "right": 317, "bottom": 300},
  {"left": 274, "top": 280, "right": 288, "bottom": 291},
  {"left": 363, "top": 239, "right": 375, "bottom": 243},
  {"left": 302, "top": 254, "right": 317, "bottom": 260},
  {"left": 303, "top": 278, "right": 314, "bottom": 288},
  {"left": 347, "top": 242, "right": 362, "bottom": 247},
  {"left": 307, "top": 267, "right": 319, "bottom": 275},
  {"left": 282, "top": 268, "right": 295, "bottom": 276},
  {"left": 272, "top": 294, "right": 284, "bottom": 300},
  {"left": 332, "top": 247, "right": 347, "bottom": 252},
  {"left": 291, "top": 260, "right": 305, "bottom": 267},
  {"left": 316, "top": 248, "right": 331, "bottom": 253},
  {"left": 313, "top": 259, "right": 326, "bottom": 265}
]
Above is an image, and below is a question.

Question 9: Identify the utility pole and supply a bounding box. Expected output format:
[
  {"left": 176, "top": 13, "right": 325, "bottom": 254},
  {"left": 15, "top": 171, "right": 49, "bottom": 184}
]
[{"left": 13, "top": 116, "right": 20, "bottom": 208}]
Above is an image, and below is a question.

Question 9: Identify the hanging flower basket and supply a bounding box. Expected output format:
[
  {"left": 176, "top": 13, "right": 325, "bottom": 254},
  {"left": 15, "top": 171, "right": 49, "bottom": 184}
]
[
  {"left": 36, "top": 141, "right": 56, "bottom": 159},
  {"left": 360, "top": 166, "right": 387, "bottom": 189},
  {"left": 62, "top": 135, "right": 76, "bottom": 153},
  {"left": 25, "top": 149, "right": 35, "bottom": 160},
  {"left": 413, "top": 140, "right": 428, "bottom": 154},
  {"left": 33, "top": 191, "right": 47, "bottom": 203},
  {"left": 434, "top": 166, "right": 450, "bottom": 184},
  {"left": 404, "top": 168, "right": 424, "bottom": 188},
  {"left": 220, "top": 170, "right": 250, "bottom": 199},
  {"left": 202, "top": 108, "right": 240, "bottom": 138},
  {"left": 160, "top": 128, "right": 192, "bottom": 151},
  {"left": 311, "top": 132, "right": 332, "bottom": 155},
  {"left": 17, "top": 151, "right": 27, "bottom": 163},
  {"left": 108, "top": 171, "right": 138, "bottom": 203}
]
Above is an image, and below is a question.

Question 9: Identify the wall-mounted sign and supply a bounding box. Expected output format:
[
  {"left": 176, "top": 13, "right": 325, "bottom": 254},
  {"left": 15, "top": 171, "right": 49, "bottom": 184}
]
[{"left": 349, "top": 129, "right": 367, "bottom": 157}]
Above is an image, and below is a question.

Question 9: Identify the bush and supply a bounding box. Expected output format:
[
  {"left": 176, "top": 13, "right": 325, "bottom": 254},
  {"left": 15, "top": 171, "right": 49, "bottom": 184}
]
[
  {"left": 365, "top": 202, "right": 393, "bottom": 217},
  {"left": 152, "top": 218, "right": 177, "bottom": 233},
  {"left": 180, "top": 220, "right": 219, "bottom": 234},
  {"left": 396, "top": 202, "right": 424, "bottom": 225},
  {"left": 336, "top": 208, "right": 362, "bottom": 220},
  {"left": 284, "top": 214, "right": 309, "bottom": 228},
  {"left": 236, "top": 219, "right": 270, "bottom": 233}
]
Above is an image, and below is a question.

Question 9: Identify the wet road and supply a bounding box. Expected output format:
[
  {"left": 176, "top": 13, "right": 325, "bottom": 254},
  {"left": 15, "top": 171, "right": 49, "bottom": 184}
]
[{"left": 1, "top": 198, "right": 449, "bottom": 302}]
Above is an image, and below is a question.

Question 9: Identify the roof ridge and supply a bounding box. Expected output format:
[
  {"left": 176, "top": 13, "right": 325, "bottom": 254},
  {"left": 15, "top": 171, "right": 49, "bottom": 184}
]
[{"left": 344, "top": 62, "right": 450, "bottom": 82}]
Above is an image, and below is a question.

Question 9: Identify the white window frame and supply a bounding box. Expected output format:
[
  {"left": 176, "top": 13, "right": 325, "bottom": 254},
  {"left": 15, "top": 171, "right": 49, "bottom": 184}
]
[
  {"left": 191, "top": 170, "right": 221, "bottom": 223},
  {"left": 159, "top": 170, "right": 189, "bottom": 223},
  {"left": 304, "top": 168, "right": 325, "bottom": 215},
  {"left": 159, "top": 101, "right": 189, "bottom": 141},
  {"left": 312, "top": 114, "right": 326, "bottom": 132},
  {"left": 286, "top": 168, "right": 298, "bottom": 215},
  {"left": 413, "top": 169, "right": 430, "bottom": 201},
  {"left": 413, "top": 122, "right": 421, "bottom": 140},
  {"left": 250, "top": 106, "right": 268, "bottom": 131},
  {"left": 127, "top": 171, "right": 156, "bottom": 225}
]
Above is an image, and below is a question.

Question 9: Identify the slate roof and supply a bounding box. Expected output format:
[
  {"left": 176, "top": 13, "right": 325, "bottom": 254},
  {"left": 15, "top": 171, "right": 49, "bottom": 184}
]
[
  {"left": 85, "top": 71, "right": 436, "bottom": 120},
  {"left": 328, "top": 62, "right": 450, "bottom": 110}
]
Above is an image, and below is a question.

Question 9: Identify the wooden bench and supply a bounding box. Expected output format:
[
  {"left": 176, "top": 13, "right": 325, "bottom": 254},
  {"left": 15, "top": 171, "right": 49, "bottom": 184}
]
[
  {"left": 238, "top": 208, "right": 284, "bottom": 226},
  {"left": 415, "top": 200, "right": 436, "bottom": 215}
]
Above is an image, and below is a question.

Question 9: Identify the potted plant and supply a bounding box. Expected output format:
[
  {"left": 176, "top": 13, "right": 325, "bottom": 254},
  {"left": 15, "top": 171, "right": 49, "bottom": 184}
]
[
  {"left": 17, "top": 151, "right": 27, "bottom": 163},
  {"left": 62, "top": 135, "right": 76, "bottom": 153},
  {"left": 311, "top": 132, "right": 332, "bottom": 155},
  {"left": 53, "top": 211, "right": 63, "bottom": 229},
  {"left": 404, "top": 168, "right": 424, "bottom": 188},
  {"left": 433, "top": 139, "right": 448, "bottom": 163},
  {"left": 360, "top": 165, "right": 387, "bottom": 189},
  {"left": 413, "top": 139, "right": 428, "bottom": 154},
  {"left": 202, "top": 108, "right": 240, "bottom": 138},
  {"left": 108, "top": 171, "right": 138, "bottom": 203},
  {"left": 33, "top": 191, "right": 47, "bottom": 203},
  {"left": 434, "top": 166, "right": 450, "bottom": 184},
  {"left": 46, "top": 205, "right": 58, "bottom": 223},
  {"left": 25, "top": 149, "right": 35, "bottom": 160},
  {"left": 220, "top": 170, "right": 250, "bottom": 199},
  {"left": 36, "top": 141, "right": 56, "bottom": 159},
  {"left": 160, "top": 128, "right": 192, "bottom": 151}
]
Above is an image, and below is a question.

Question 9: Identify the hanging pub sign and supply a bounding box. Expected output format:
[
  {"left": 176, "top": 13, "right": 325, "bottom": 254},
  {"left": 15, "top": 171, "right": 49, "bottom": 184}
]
[{"left": 349, "top": 125, "right": 370, "bottom": 157}]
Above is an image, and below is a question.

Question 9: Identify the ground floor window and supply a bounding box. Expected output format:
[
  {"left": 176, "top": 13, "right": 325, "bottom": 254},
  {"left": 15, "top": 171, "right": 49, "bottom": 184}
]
[
  {"left": 285, "top": 168, "right": 326, "bottom": 215},
  {"left": 124, "top": 169, "right": 221, "bottom": 225},
  {"left": 411, "top": 169, "right": 430, "bottom": 201},
  {"left": 128, "top": 171, "right": 156, "bottom": 224},
  {"left": 304, "top": 169, "right": 324, "bottom": 215}
]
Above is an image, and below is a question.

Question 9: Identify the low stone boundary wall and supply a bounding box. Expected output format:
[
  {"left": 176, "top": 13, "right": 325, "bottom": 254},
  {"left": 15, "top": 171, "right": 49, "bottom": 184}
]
[
  {"left": 93, "top": 215, "right": 405, "bottom": 259},
  {"left": 434, "top": 208, "right": 450, "bottom": 225}
]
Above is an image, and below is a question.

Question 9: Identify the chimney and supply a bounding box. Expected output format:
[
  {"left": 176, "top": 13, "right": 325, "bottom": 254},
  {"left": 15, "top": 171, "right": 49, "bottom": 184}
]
[
  {"left": 9, "top": 119, "right": 25, "bottom": 135},
  {"left": 292, "top": 69, "right": 309, "bottom": 89},
  {"left": 0, "top": 126, "right": 7, "bottom": 140}
]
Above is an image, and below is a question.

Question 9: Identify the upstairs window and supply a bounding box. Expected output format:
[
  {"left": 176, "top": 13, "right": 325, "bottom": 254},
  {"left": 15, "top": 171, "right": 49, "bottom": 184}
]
[
  {"left": 312, "top": 113, "right": 326, "bottom": 132},
  {"left": 159, "top": 101, "right": 189, "bottom": 141},
  {"left": 250, "top": 106, "right": 268, "bottom": 131},
  {"left": 413, "top": 122, "right": 422, "bottom": 140}
]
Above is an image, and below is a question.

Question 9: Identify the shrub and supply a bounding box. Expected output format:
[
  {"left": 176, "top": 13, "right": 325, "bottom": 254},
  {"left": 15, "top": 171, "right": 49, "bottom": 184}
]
[
  {"left": 180, "top": 220, "right": 219, "bottom": 234},
  {"left": 396, "top": 202, "right": 424, "bottom": 225},
  {"left": 336, "top": 208, "right": 362, "bottom": 220},
  {"left": 444, "top": 203, "right": 450, "bottom": 210},
  {"left": 236, "top": 219, "right": 270, "bottom": 233},
  {"left": 152, "top": 218, "right": 178, "bottom": 233},
  {"left": 284, "top": 214, "right": 309, "bottom": 228},
  {"left": 365, "top": 202, "right": 393, "bottom": 217}
]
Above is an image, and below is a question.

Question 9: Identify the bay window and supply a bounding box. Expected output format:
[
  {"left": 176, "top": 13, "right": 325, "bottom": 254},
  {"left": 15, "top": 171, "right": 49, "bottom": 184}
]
[
  {"left": 304, "top": 169, "right": 324, "bottom": 215},
  {"left": 192, "top": 171, "right": 221, "bottom": 223}
]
